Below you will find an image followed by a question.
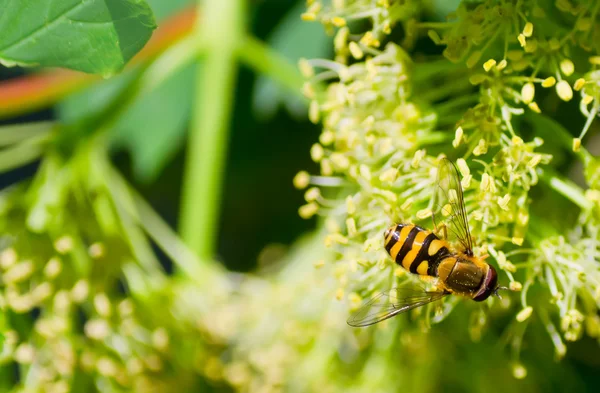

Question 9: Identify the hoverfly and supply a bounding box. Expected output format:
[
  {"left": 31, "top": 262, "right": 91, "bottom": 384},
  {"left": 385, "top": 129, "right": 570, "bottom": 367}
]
[{"left": 347, "top": 158, "right": 507, "bottom": 327}]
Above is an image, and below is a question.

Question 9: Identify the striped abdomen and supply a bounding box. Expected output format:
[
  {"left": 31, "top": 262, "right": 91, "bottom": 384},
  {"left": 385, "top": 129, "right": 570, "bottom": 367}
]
[{"left": 383, "top": 224, "right": 450, "bottom": 277}]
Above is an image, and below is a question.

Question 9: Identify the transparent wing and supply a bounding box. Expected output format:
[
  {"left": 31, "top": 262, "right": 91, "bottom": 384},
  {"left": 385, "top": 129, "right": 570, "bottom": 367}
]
[
  {"left": 347, "top": 288, "right": 449, "bottom": 327},
  {"left": 431, "top": 158, "right": 474, "bottom": 255}
]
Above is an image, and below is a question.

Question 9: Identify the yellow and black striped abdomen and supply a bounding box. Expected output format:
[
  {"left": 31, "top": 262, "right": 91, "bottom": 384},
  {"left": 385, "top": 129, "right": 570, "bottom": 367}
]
[{"left": 383, "top": 224, "right": 450, "bottom": 277}]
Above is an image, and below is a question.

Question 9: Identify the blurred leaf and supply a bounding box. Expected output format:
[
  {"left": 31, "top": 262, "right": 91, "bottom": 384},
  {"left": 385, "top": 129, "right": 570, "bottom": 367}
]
[
  {"left": 146, "top": 0, "right": 193, "bottom": 20},
  {"left": 429, "top": 0, "right": 462, "bottom": 20},
  {"left": 56, "top": 69, "right": 139, "bottom": 123},
  {"left": 0, "top": 121, "right": 54, "bottom": 175},
  {"left": 252, "top": 1, "right": 330, "bottom": 120},
  {"left": 0, "top": 139, "right": 47, "bottom": 174},
  {"left": 57, "top": 37, "right": 198, "bottom": 183},
  {"left": 0, "top": 121, "right": 54, "bottom": 146},
  {"left": 110, "top": 62, "right": 196, "bottom": 183},
  {"left": 0, "top": 0, "right": 156, "bottom": 75}
]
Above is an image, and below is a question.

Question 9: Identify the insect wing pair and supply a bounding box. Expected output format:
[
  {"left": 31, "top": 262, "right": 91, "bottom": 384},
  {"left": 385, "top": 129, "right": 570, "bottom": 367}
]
[{"left": 347, "top": 158, "right": 474, "bottom": 327}]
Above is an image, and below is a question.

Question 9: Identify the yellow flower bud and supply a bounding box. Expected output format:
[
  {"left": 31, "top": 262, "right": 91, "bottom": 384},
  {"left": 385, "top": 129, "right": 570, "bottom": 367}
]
[
  {"left": 346, "top": 218, "right": 357, "bottom": 236},
  {"left": 298, "top": 58, "right": 314, "bottom": 78},
  {"left": 511, "top": 237, "right": 524, "bottom": 246},
  {"left": 523, "top": 22, "right": 534, "bottom": 37},
  {"left": 583, "top": 95, "right": 594, "bottom": 105},
  {"left": 528, "top": 102, "right": 541, "bottom": 113},
  {"left": 574, "top": 78, "right": 586, "bottom": 91},
  {"left": 483, "top": 59, "right": 496, "bottom": 72},
  {"left": 527, "top": 154, "right": 542, "bottom": 168},
  {"left": 473, "top": 139, "right": 488, "bottom": 156},
  {"left": 556, "top": 80, "right": 573, "bottom": 101},
  {"left": 516, "top": 306, "right": 533, "bottom": 322},
  {"left": 513, "top": 363, "right": 528, "bottom": 379},
  {"left": 541, "top": 76, "right": 556, "bottom": 87},
  {"left": 330, "top": 152, "right": 350, "bottom": 169},
  {"left": 497, "top": 194, "right": 511, "bottom": 211},
  {"left": 379, "top": 167, "right": 398, "bottom": 183},
  {"left": 293, "top": 171, "right": 310, "bottom": 189},
  {"left": 300, "top": 13, "right": 317, "bottom": 21},
  {"left": 304, "top": 187, "right": 320, "bottom": 202},
  {"left": 512, "top": 136, "right": 524, "bottom": 145},
  {"left": 456, "top": 158, "right": 470, "bottom": 177},
  {"left": 560, "top": 59, "right": 574, "bottom": 76},
  {"left": 521, "top": 82, "right": 535, "bottom": 104},
  {"left": 453, "top": 127, "right": 464, "bottom": 148},
  {"left": 400, "top": 197, "right": 413, "bottom": 211},
  {"left": 466, "top": 51, "right": 482, "bottom": 68},
  {"left": 509, "top": 281, "right": 523, "bottom": 291},
  {"left": 309, "top": 100, "right": 320, "bottom": 123},
  {"left": 345, "top": 195, "right": 356, "bottom": 215},
  {"left": 480, "top": 173, "right": 491, "bottom": 191},
  {"left": 310, "top": 143, "right": 324, "bottom": 162},
  {"left": 299, "top": 203, "right": 319, "bottom": 219},
  {"left": 348, "top": 42, "right": 364, "bottom": 59},
  {"left": 416, "top": 209, "right": 432, "bottom": 219},
  {"left": 331, "top": 16, "right": 346, "bottom": 27}
]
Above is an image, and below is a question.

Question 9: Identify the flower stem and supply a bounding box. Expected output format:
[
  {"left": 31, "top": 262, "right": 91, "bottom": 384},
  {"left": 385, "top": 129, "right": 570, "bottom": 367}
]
[
  {"left": 179, "top": 0, "right": 245, "bottom": 260},
  {"left": 539, "top": 169, "right": 593, "bottom": 211},
  {"left": 237, "top": 36, "right": 306, "bottom": 96}
]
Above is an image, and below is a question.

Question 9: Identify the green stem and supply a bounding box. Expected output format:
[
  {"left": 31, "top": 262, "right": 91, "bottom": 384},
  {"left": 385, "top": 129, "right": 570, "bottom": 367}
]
[
  {"left": 523, "top": 112, "right": 591, "bottom": 161},
  {"left": 109, "top": 165, "right": 222, "bottom": 282},
  {"left": 0, "top": 134, "right": 51, "bottom": 173},
  {"left": 418, "top": 131, "right": 451, "bottom": 145},
  {"left": 435, "top": 94, "right": 480, "bottom": 117},
  {"left": 539, "top": 169, "right": 593, "bottom": 211},
  {"left": 179, "top": 0, "right": 245, "bottom": 260},
  {"left": 237, "top": 36, "right": 306, "bottom": 96},
  {"left": 419, "top": 76, "right": 472, "bottom": 103},
  {"left": 0, "top": 121, "right": 54, "bottom": 146}
]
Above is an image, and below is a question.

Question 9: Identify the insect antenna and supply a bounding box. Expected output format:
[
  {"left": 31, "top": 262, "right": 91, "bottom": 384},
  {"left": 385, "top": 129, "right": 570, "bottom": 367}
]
[{"left": 493, "top": 286, "right": 510, "bottom": 299}]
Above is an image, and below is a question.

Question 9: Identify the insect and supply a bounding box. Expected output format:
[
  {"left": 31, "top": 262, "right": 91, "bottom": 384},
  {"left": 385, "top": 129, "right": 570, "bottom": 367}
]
[{"left": 347, "top": 158, "right": 507, "bottom": 327}]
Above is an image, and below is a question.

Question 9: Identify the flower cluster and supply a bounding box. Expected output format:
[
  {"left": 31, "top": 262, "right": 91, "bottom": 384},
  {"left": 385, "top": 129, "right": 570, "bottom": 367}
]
[
  {"left": 0, "top": 145, "right": 212, "bottom": 393},
  {"left": 301, "top": 0, "right": 421, "bottom": 61},
  {"left": 293, "top": 0, "right": 600, "bottom": 379},
  {"left": 429, "top": 0, "right": 600, "bottom": 150}
]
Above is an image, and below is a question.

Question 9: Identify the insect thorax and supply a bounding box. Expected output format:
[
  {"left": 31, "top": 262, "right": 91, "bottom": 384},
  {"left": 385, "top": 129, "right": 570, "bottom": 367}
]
[{"left": 437, "top": 256, "right": 490, "bottom": 297}]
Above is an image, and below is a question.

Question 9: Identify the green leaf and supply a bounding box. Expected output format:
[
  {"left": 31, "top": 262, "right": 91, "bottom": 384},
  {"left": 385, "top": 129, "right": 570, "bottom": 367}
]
[
  {"left": 110, "top": 62, "right": 196, "bottom": 183},
  {"left": 0, "top": 0, "right": 156, "bottom": 75},
  {"left": 57, "top": 68, "right": 140, "bottom": 123},
  {"left": 252, "top": 1, "right": 330, "bottom": 120}
]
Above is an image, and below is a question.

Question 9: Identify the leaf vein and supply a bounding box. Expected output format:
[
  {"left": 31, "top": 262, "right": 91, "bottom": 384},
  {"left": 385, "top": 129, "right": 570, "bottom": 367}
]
[{"left": 0, "top": 0, "right": 88, "bottom": 53}]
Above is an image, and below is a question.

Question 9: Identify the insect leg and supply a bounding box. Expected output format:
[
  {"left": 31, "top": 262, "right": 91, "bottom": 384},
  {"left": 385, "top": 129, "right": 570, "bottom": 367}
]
[{"left": 433, "top": 222, "right": 448, "bottom": 240}]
